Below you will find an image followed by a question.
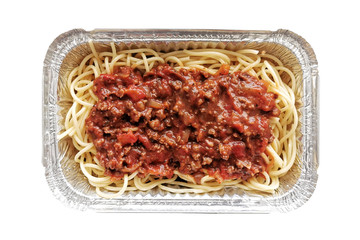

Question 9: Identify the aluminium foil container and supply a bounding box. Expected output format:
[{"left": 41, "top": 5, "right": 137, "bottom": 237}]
[{"left": 42, "top": 29, "right": 319, "bottom": 213}]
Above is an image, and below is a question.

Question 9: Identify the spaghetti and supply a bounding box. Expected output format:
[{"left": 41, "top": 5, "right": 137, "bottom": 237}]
[{"left": 58, "top": 41, "right": 299, "bottom": 198}]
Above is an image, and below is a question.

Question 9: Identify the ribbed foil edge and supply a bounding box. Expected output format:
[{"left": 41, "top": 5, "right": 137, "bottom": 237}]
[{"left": 43, "top": 29, "right": 319, "bottom": 213}]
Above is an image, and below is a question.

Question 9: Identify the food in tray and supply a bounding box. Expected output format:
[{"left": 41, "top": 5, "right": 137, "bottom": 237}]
[{"left": 58, "top": 41, "right": 299, "bottom": 198}]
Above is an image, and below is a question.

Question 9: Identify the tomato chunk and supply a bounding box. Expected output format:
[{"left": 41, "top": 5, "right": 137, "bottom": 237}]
[
  {"left": 231, "top": 141, "right": 246, "bottom": 158},
  {"left": 117, "top": 131, "right": 138, "bottom": 145},
  {"left": 125, "top": 86, "right": 146, "bottom": 101}
]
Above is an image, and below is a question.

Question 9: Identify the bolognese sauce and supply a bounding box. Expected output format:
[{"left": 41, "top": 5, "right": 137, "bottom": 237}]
[{"left": 85, "top": 64, "right": 280, "bottom": 184}]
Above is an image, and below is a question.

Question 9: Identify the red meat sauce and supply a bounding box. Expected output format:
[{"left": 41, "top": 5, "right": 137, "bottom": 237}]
[{"left": 85, "top": 64, "right": 280, "bottom": 184}]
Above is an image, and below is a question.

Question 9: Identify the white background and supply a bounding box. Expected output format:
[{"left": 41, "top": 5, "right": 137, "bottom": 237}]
[{"left": 1, "top": 0, "right": 359, "bottom": 239}]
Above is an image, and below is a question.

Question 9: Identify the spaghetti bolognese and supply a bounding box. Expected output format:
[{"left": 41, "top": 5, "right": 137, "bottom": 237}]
[{"left": 58, "top": 41, "right": 299, "bottom": 198}]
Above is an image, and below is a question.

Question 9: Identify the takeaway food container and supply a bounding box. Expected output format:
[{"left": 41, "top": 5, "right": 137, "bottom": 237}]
[{"left": 42, "top": 29, "right": 319, "bottom": 213}]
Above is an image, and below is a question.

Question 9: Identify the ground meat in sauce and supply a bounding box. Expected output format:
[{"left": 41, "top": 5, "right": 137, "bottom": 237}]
[{"left": 85, "top": 64, "right": 280, "bottom": 183}]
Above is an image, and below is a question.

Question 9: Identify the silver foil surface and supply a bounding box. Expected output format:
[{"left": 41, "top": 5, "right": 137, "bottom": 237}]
[{"left": 42, "top": 29, "right": 319, "bottom": 213}]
